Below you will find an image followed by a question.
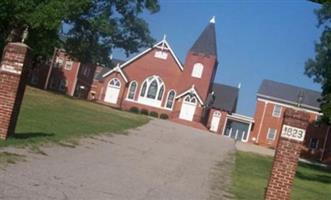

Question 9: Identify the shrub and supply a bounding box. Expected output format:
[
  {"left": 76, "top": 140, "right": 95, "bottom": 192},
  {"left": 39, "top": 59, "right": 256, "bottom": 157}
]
[
  {"left": 140, "top": 109, "right": 149, "bottom": 115},
  {"left": 160, "top": 113, "right": 169, "bottom": 120},
  {"left": 149, "top": 111, "right": 158, "bottom": 118},
  {"left": 129, "top": 107, "right": 139, "bottom": 114}
]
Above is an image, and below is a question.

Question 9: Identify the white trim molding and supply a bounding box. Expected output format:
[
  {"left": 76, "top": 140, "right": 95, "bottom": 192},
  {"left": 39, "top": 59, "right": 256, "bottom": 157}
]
[
  {"left": 257, "top": 98, "right": 322, "bottom": 115},
  {"left": 102, "top": 63, "right": 128, "bottom": 82},
  {"left": 257, "top": 93, "right": 321, "bottom": 112},
  {"left": 175, "top": 85, "right": 204, "bottom": 105}
]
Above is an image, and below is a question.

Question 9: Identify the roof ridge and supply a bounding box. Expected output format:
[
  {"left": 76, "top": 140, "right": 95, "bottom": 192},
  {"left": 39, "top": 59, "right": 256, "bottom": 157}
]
[{"left": 263, "top": 79, "right": 321, "bottom": 94}]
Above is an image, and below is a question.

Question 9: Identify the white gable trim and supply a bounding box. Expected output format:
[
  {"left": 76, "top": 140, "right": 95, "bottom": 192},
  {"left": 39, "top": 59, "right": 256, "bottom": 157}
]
[
  {"left": 176, "top": 85, "right": 204, "bottom": 105},
  {"left": 102, "top": 39, "right": 183, "bottom": 78},
  {"left": 161, "top": 40, "right": 184, "bottom": 71},
  {"left": 103, "top": 64, "right": 128, "bottom": 83}
]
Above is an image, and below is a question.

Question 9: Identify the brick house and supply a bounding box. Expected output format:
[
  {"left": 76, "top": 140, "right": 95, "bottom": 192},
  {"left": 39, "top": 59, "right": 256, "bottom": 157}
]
[
  {"left": 29, "top": 49, "right": 102, "bottom": 99},
  {"left": 250, "top": 79, "right": 331, "bottom": 163}
]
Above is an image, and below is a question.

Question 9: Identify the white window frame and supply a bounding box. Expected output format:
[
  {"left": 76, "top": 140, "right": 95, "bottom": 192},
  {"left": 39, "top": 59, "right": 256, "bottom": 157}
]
[
  {"left": 272, "top": 104, "right": 282, "bottom": 118},
  {"left": 191, "top": 63, "right": 204, "bottom": 78},
  {"left": 165, "top": 90, "right": 176, "bottom": 110},
  {"left": 65, "top": 60, "right": 73, "bottom": 70},
  {"left": 309, "top": 138, "right": 319, "bottom": 149},
  {"left": 267, "top": 128, "right": 277, "bottom": 141},
  {"left": 154, "top": 50, "right": 168, "bottom": 60},
  {"left": 138, "top": 75, "right": 165, "bottom": 107},
  {"left": 109, "top": 78, "right": 121, "bottom": 88},
  {"left": 127, "top": 81, "right": 138, "bottom": 100},
  {"left": 183, "top": 95, "right": 197, "bottom": 105}
]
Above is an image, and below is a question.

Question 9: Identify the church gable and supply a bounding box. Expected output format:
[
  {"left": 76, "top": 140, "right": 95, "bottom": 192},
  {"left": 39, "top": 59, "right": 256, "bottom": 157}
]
[{"left": 102, "top": 39, "right": 183, "bottom": 80}]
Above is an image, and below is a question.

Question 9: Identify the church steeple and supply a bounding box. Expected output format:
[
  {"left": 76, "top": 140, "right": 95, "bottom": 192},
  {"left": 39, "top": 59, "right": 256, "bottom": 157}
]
[{"left": 190, "top": 16, "right": 217, "bottom": 57}]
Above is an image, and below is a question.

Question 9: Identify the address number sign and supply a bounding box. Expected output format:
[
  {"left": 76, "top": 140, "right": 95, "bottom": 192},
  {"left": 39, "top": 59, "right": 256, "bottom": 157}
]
[{"left": 281, "top": 125, "right": 306, "bottom": 142}]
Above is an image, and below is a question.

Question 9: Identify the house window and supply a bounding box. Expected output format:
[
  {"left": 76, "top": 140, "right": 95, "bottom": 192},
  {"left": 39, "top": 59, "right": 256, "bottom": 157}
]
[
  {"left": 157, "top": 85, "right": 164, "bottom": 100},
  {"left": 141, "top": 82, "right": 147, "bottom": 97},
  {"left": 147, "top": 80, "right": 158, "bottom": 99},
  {"left": 191, "top": 63, "right": 204, "bottom": 78},
  {"left": 309, "top": 138, "right": 319, "bottom": 149},
  {"left": 267, "top": 128, "right": 277, "bottom": 141},
  {"left": 140, "top": 75, "right": 165, "bottom": 101},
  {"left": 272, "top": 104, "right": 282, "bottom": 118},
  {"left": 65, "top": 60, "right": 73, "bottom": 70},
  {"left": 166, "top": 90, "right": 176, "bottom": 109},
  {"left": 127, "top": 81, "right": 137, "bottom": 100}
]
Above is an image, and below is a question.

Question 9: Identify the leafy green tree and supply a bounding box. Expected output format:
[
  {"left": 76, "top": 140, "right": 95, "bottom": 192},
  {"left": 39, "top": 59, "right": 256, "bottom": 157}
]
[
  {"left": 305, "top": 1, "right": 331, "bottom": 123},
  {"left": 0, "top": 0, "right": 159, "bottom": 65}
]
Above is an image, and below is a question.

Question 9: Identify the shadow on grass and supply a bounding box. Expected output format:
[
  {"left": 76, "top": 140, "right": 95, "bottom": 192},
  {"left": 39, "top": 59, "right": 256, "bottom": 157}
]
[
  {"left": 11, "top": 132, "right": 55, "bottom": 140},
  {"left": 296, "top": 171, "right": 331, "bottom": 184},
  {"left": 299, "top": 162, "right": 331, "bottom": 173},
  {"left": 296, "top": 163, "right": 331, "bottom": 184}
]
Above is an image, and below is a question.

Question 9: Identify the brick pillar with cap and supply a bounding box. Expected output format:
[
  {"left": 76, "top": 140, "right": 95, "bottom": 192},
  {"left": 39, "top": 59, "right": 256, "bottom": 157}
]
[
  {"left": 0, "top": 42, "right": 31, "bottom": 140},
  {"left": 265, "top": 108, "right": 310, "bottom": 200}
]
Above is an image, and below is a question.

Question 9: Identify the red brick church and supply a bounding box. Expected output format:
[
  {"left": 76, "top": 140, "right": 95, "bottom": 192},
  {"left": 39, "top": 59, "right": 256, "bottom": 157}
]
[{"left": 29, "top": 17, "right": 241, "bottom": 131}]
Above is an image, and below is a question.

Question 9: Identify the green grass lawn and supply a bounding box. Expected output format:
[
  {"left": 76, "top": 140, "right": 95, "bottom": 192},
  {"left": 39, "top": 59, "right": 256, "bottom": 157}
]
[
  {"left": 232, "top": 151, "right": 331, "bottom": 200},
  {"left": 0, "top": 86, "right": 149, "bottom": 147}
]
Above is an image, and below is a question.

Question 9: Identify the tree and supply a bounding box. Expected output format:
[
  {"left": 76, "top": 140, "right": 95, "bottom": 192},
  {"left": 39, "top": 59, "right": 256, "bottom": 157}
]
[
  {"left": 305, "top": 1, "right": 331, "bottom": 123},
  {"left": 0, "top": 0, "right": 159, "bottom": 65}
]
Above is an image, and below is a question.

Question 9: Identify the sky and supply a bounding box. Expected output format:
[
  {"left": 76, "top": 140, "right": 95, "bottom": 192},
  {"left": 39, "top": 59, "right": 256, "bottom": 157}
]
[{"left": 113, "top": 0, "right": 323, "bottom": 116}]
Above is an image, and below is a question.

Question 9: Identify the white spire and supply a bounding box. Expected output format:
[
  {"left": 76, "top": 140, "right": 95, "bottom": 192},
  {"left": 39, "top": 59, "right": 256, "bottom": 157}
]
[
  {"left": 162, "top": 34, "right": 167, "bottom": 41},
  {"left": 210, "top": 16, "right": 216, "bottom": 24},
  {"left": 238, "top": 82, "right": 241, "bottom": 89}
]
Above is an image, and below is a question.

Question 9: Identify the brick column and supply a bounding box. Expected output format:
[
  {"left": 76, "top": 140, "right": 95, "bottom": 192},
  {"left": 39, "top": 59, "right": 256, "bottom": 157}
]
[
  {"left": 0, "top": 42, "right": 31, "bottom": 140},
  {"left": 265, "top": 108, "right": 310, "bottom": 200}
]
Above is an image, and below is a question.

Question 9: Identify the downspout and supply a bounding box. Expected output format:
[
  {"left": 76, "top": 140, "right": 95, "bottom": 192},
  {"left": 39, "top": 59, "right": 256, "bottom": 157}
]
[
  {"left": 256, "top": 101, "right": 268, "bottom": 143},
  {"left": 320, "top": 125, "right": 331, "bottom": 162},
  {"left": 44, "top": 48, "right": 57, "bottom": 90}
]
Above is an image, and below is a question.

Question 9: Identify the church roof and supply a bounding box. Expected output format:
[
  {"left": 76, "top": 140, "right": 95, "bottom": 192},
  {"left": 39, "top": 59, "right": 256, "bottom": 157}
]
[
  {"left": 94, "top": 59, "right": 125, "bottom": 80},
  {"left": 190, "top": 17, "right": 217, "bottom": 57},
  {"left": 210, "top": 83, "right": 239, "bottom": 113}
]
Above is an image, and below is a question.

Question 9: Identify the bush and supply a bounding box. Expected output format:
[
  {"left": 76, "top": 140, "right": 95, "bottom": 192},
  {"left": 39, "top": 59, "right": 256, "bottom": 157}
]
[
  {"left": 149, "top": 111, "right": 159, "bottom": 118},
  {"left": 129, "top": 107, "right": 139, "bottom": 114},
  {"left": 160, "top": 113, "right": 169, "bottom": 120},
  {"left": 140, "top": 109, "right": 149, "bottom": 115}
]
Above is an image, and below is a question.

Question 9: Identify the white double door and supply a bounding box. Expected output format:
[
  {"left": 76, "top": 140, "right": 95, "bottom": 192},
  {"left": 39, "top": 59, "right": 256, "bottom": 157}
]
[{"left": 179, "top": 95, "right": 197, "bottom": 121}]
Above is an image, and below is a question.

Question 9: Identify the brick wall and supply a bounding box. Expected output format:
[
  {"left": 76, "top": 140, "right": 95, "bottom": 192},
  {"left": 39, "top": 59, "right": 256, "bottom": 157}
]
[
  {"left": 0, "top": 43, "right": 31, "bottom": 139},
  {"left": 265, "top": 108, "right": 310, "bottom": 200}
]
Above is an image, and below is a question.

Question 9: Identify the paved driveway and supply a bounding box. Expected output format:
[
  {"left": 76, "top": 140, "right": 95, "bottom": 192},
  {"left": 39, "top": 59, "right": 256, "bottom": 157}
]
[{"left": 0, "top": 119, "right": 235, "bottom": 200}]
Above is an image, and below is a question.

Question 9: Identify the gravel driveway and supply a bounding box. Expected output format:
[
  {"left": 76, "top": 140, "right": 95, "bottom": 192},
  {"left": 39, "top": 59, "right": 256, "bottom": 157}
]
[{"left": 0, "top": 119, "right": 235, "bottom": 200}]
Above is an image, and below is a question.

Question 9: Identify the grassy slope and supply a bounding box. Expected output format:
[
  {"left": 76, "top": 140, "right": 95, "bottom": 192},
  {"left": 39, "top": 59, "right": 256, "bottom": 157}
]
[
  {"left": 232, "top": 151, "right": 331, "bottom": 200},
  {"left": 0, "top": 87, "right": 149, "bottom": 147}
]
